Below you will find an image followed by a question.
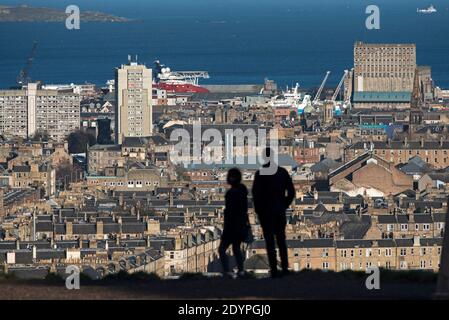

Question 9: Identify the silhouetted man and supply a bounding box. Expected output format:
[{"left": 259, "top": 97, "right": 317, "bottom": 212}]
[{"left": 252, "top": 148, "right": 295, "bottom": 278}]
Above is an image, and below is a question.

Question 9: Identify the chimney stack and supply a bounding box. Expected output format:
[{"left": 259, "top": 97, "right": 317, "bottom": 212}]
[
  {"left": 119, "top": 193, "right": 124, "bottom": 207},
  {"left": 413, "top": 235, "right": 420, "bottom": 247},
  {"left": 169, "top": 192, "right": 174, "bottom": 206}
]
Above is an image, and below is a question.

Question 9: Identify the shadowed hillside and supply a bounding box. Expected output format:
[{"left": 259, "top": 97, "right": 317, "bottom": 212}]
[{"left": 0, "top": 269, "right": 439, "bottom": 300}]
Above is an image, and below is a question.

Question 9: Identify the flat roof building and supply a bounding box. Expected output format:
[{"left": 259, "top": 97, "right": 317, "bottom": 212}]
[
  {"left": 115, "top": 62, "right": 153, "bottom": 145},
  {"left": 0, "top": 83, "right": 80, "bottom": 141},
  {"left": 353, "top": 42, "right": 416, "bottom": 93}
]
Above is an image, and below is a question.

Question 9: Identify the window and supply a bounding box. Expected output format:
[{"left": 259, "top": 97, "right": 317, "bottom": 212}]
[
  {"left": 401, "top": 224, "right": 408, "bottom": 231},
  {"left": 322, "top": 249, "right": 329, "bottom": 257},
  {"left": 387, "top": 224, "right": 394, "bottom": 232},
  {"left": 366, "top": 249, "right": 372, "bottom": 257},
  {"left": 423, "top": 224, "right": 430, "bottom": 231},
  {"left": 400, "top": 248, "right": 406, "bottom": 256},
  {"left": 322, "top": 262, "right": 329, "bottom": 269},
  {"left": 400, "top": 261, "right": 407, "bottom": 269}
]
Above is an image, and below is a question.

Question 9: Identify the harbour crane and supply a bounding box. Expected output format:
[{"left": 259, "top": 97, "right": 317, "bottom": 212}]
[
  {"left": 331, "top": 70, "right": 349, "bottom": 102},
  {"left": 16, "top": 41, "right": 38, "bottom": 87},
  {"left": 313, "top": 71, "right": 330, "bottom": 102}
]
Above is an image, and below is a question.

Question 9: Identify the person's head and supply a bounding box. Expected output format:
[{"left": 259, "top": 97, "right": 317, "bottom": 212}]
[{"left": 227, "top": 168, "right": 242, "bottom": 186}]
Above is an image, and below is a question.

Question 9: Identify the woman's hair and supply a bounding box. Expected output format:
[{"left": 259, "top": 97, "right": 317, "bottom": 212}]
[{"left": 227, "top": 168, "right": 242, "bottom": 186}]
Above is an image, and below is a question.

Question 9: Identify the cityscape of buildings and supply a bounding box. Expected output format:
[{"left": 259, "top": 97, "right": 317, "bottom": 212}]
[{"left": 1, "top": 41, "right": 449, "bottom": 280}]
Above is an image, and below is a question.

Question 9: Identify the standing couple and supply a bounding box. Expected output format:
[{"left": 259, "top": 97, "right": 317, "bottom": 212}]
[{"left": 219, "top": 148, "right": 295, "bottom": 278}]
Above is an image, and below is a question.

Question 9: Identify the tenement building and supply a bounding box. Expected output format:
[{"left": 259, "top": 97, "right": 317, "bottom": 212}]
[
  {"left": 346, "top": 139, "right": 449, "bottom": 169},
  {"left": 0, "top": 83, "right": 80, "bottom": 141},
  {"left": 248, "top": 236, "right": 442, "bottom": 273}
]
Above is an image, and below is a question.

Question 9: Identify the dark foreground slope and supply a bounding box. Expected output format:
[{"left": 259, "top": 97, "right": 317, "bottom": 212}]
[{"left": 0, "top": 270, "right": 440, "bottom": 300}]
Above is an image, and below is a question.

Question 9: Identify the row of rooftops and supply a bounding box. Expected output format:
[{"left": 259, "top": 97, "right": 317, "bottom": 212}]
[
  {"left": 0, "top": 231, "right": 222, "bottom": 265},
  {"left": 350, "top": 140, "right": 449, "bottom": 150},
  {"left": 2, "top": 233, "right": 441, "bottom": 266},
  {"left": 250, "top": 237, "right": 443, "bottom": 250},
  {"left": 375, "top": 212, "right": 446, "bottom": 224},
  {"left": 0, "top": 231, "right": 221, "bottom": 252}
]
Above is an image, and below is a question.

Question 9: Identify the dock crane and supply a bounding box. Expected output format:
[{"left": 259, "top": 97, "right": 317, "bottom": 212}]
[
  {"left": 331, "top": 70, "right": 348, "bottom": 102},
  {"left": 313, "top": 71, "right": 330, "bottom": 103},
  {"left": 16, "top": 41, "right": 38, "bottom": 87}
]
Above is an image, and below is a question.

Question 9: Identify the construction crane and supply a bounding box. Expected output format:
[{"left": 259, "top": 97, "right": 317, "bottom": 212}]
[
  {"left": 313, "top": 71, "right": 330, "bottom": 102},
  {"left": 331, "top": 70, "right": 349, "bottom": 102},
  {"left": 16, "top": 41, "right": 38, "bottom": 87}
]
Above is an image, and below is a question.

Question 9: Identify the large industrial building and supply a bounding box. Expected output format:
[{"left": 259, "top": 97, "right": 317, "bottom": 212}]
[{"left": 353, "top": 41, "right": 417, "bottom": 93}]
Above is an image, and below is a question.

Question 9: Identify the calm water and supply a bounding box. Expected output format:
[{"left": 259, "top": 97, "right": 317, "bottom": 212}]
[{"left": 0, "top": 0, "right": 449, "bottom": 89}]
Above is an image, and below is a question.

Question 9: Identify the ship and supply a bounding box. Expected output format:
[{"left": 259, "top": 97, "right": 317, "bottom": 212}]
[
  {"left": 269, "top": 83, "right": 304, "bottom": 108},
  {"left": 153, "top": 60, "right": 210, "bottom": 93},
  {"left": 417, "top": 4, "right": 437, "bottom": 13}
]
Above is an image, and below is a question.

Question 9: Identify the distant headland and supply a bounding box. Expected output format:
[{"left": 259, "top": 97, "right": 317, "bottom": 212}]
[{"left": 0, "top": 5, "right": 132, "bottom": 22}]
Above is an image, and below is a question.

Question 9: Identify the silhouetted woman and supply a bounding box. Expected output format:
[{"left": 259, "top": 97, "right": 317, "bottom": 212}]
[{"left": 218, "top": 168, "right": 249, "bottom": 277}]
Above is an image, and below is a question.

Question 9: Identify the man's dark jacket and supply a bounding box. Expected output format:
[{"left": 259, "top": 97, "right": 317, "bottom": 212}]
[{"left": 252, "top": 166, "right": 295, "bottom": 226}]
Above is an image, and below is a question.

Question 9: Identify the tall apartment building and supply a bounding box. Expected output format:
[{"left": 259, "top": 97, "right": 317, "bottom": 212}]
[
  {"left": 115, "top": 62, "right": 152, "bottom": 145},
  {"left": 353, "top": 42, "right": 417, "bottom": 92},
  {"left": 0, "top": 83, "right": 80, "bottom": 141}
]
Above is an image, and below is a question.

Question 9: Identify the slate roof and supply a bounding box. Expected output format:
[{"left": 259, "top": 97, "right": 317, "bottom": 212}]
[
  {"left": 310, "top": 158, "right": 340, "bottom": 173},
  {"left": 339, "top": 215, "right": 371, "bottom": 239},
  {"left": 72, "top": 223, "right": 96, "bottom": 235},
  {"left": 353, "top": 91, "right": 411, "bottom": 103},
  {"left": 121, "top": 223, "right": 146, "bottom": 234},
  {"left": 122, "top": 137, "right": 150, "bottom": 148},
  {"left": 398, "top": 156, "right": 432, "bottom": 175},
  {"left": 244, "top": 254, "right": 274, "bottom": 270}
]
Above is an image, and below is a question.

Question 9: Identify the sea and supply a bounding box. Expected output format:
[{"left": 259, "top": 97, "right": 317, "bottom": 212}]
[{"left": 0, "top": 0, "right": 449, "bottom": 90}]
